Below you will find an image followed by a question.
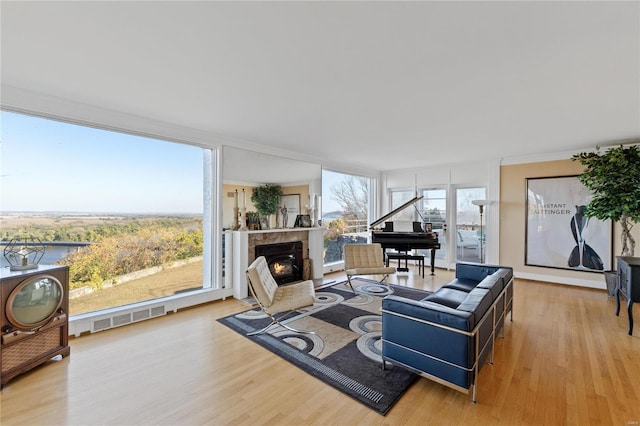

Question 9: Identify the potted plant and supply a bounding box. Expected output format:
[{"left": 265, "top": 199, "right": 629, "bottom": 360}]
[
  {"left": 250, "top": 184, "right": 282, "bottom": 229},
  {"left": 572, "top": 144, "right": 640, "bottom": 296}
]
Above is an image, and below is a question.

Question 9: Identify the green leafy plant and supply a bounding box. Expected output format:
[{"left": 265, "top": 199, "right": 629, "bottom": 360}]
[
  {"left": 250, "top": 184, "right": 283, "bottom": 216},
  {"left": 61, "top": 227, "right": 203, "bottom": 290},
  {"left": 572, "top": 144, "right": 640, "bottom": 256}
]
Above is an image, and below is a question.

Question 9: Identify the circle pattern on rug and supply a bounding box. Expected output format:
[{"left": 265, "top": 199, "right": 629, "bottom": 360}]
[
  {"left": 356, "top": 331, "right": 383, "bottom": 363},
  {"left": 349, "top": 314, "right": 382, "bottom": 334},
  {"left": 343, "top": 293, "right": 375, "bottom": 306},
  {"left": 355, "top": 283, "right": 395, "bottom": 296},
  {"left": 271, "top": 330, "right": 325, "bottom": 357},
  {"left": 235, "top": 308, "right": 268, "bottom": 320},
  {"left": 314, "top": 291, "right": 345, "bottom": 306}
]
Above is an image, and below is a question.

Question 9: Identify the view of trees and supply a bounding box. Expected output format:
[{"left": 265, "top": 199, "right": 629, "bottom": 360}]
[
  {"left": 2, "top": 216, "right": 203, "bottom": 291},
  {"left": 0, "top": 216, "right": 201, "bottom": 243},
  {"left": 329, "top": 175, "right": 368, "bottom": 221},
  {"left": 323, "top": 174, "right": 370, "bottom": 263},
  {"left": 61, "top": 226, "right": 202, "bottom": 290}
]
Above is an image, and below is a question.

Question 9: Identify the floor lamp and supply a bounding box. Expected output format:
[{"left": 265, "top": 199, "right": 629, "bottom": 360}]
[{"left": 472, "top": 200, "right": 490, "bottom": 263}]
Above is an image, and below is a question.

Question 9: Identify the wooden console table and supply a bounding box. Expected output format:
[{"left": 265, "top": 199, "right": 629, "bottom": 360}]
[{"left": 615, "top": 256, "right": 640, "bottom": 336}]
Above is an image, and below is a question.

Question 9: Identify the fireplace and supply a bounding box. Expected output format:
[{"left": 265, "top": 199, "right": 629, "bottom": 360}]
[{"left": 255, "top": 241, "right": 304, "bottom": 285}]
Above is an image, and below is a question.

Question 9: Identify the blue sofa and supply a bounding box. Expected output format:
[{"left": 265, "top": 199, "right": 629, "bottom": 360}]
[{"left": 381, "top": 262, "right": 514, "bottom": 402}]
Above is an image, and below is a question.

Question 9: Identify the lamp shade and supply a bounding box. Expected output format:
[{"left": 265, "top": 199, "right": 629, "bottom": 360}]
[
  {"left": 3, "top": 235, "right": 45, "bottom": 271},
  {"left": 472, "top": 199, "right": 491, "bottom": 207}
]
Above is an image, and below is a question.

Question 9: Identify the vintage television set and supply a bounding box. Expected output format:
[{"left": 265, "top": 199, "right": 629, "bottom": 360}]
[{"left": 1, "top": 265, "right": 70, "bottom": 388}]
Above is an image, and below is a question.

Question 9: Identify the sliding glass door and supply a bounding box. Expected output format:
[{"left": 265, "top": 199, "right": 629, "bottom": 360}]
[
  {"left": 392, "top": 186, "right": 488, "bottom": 269},
  {"left": 417, "top": 187, "right": 448, "bottom": 268},
  {"left": 455, "top": 187, "right": 486, "bottom": 263}
]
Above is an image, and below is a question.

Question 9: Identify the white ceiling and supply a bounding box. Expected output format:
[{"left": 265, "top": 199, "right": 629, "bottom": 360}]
[{"left": 1, "top": 1, "right": 639, "bottom": 173}]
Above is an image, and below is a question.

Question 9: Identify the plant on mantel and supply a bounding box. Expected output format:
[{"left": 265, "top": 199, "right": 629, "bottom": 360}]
[
  {"left": 572, "top": 143, "right": 640, "bottom": 259},
  {"left": 250, "top": 184, "right": 283, "bottom": 217}
]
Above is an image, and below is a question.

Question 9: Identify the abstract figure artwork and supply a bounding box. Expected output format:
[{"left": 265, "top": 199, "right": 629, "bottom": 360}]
[
  {"left": 568, "top": 205, "right": 603, "bottom": 270},
  {"left": 526, "top": 176, "right": 612, "bottom": 272}
]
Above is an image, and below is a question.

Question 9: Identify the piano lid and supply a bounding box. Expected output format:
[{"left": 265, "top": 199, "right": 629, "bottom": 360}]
[{"left": 369, "top": 196, "right": 424, "bottom": 229}]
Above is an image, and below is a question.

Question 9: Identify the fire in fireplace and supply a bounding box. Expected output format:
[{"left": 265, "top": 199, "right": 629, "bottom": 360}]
[{"left": 255, "top": 241, "right": 303, "bottom": 285}]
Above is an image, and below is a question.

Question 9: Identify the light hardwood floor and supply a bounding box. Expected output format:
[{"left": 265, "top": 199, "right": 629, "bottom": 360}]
[{"left": 1, "top": 269, "right": 639, "bottom": 425}]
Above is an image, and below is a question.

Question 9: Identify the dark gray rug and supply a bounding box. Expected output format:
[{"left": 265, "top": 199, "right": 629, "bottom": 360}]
[{"left": 217, "top": 278, "right": 431, "bottom": 415}]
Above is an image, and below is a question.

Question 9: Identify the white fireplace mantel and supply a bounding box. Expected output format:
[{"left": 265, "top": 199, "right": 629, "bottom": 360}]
[{"left": 229, "top": 228, "right": 324, "bottom": 299}]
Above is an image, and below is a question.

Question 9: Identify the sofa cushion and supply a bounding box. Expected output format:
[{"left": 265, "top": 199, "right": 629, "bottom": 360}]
[
  {"left": 456, "top": 262, "right": 510, "bottom": 282},
  {"left": 456, "top": 262, "right": 493, "bottom": 282},
  {"left": 457, "top": 287, "right": 493, "bottom": 326},
  {"left": 497, "top": 267, "right": 513, "bottom": 285},
  {"left": 382, "top": 295, "right": 474, "bottom": 331},
  {"left": 476, "top": 273, "right": 503, "bottom": 299},
  {"left": 443, "top": 278, "right": 478, "bottom": 293},
  {"left": 423, "top": 287, "right": 469, "bottom": 309}
]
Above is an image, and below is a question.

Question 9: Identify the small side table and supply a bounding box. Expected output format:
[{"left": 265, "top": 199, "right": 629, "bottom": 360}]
[{"left": 616, "top": 256, "right": 640, "bottom": 336}]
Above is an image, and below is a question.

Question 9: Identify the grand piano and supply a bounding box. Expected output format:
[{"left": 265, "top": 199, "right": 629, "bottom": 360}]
[{"left": 370, "top": 196, "right": 441, "bottom": 275}]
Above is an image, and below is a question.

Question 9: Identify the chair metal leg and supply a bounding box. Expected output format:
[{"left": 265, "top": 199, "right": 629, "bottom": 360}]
[
  {"left": 379, "top": 274, "right": 392, "bottom": 290},
  {"left": 247, "top": 310, "right": 315, "bottom": 336},
  {"left": 346, "top": 275, "right": 356, "bottom": 293},
  {"left": 347, "top": 274, "right": 392, "bottom": 293}
]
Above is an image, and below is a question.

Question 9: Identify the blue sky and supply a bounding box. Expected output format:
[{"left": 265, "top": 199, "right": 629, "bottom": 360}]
[
  {"left": 321, "top": 170, "right": 345, "bottom": 212},
  {"left": 1, "top": 111, "right": 203, "bottom": 214},
  {"left": 0, "top": 111, "right": 363, "bottom": 215}
]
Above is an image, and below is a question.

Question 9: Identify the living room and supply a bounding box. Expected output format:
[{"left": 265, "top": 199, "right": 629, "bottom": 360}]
[{"left": 1, "top": 1, "right": 639, "bottom": 424}]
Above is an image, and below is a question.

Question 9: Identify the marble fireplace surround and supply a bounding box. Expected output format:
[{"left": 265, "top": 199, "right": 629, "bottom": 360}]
[{"left": 230, "top": 228, "right": 324, "bottom": 300}]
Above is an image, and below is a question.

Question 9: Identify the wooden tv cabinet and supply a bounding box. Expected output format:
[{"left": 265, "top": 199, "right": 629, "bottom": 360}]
[{"left": 1, "top": 265, "right": 70, "bottom": 388}]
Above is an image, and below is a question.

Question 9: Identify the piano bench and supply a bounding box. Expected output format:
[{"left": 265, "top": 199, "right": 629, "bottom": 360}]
[{"left": 386, "top": 253, "right": 425, "bottom": 278}]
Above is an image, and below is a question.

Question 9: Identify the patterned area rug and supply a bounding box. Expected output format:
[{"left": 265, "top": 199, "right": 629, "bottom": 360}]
[{"left": 217, "top": 278, "right": 431, "bottom": 415}]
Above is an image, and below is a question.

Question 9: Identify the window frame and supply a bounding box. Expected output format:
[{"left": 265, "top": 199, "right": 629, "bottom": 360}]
[{"left": 0, "top": 108, "right": 232, "bottom": 335}]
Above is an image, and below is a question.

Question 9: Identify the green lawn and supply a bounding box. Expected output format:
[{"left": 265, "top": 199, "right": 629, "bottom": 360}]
[{"left": 69, "top": 260, "right": 204, "bottom": 315}]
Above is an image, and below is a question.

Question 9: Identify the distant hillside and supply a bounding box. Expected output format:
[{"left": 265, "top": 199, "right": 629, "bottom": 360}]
[{"left": 321, "top": 211, "right": 343, "bottom": 220}]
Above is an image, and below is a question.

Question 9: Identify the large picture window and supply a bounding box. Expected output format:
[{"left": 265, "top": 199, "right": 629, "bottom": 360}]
[
  {"left": 0, "top": 111, "right": 211, "bottom": 316},
  {"left": 321, "top": 170, "right": 370, "bottom": 266}
]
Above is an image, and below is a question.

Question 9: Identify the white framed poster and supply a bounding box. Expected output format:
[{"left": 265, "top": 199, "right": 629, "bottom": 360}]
[
  {"left": 525, "top": 175, "right": 612, "bottom": 272},
  {"left": 279, "top": 194, "right": 300, "bottom": 228}
]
